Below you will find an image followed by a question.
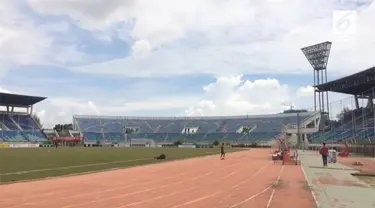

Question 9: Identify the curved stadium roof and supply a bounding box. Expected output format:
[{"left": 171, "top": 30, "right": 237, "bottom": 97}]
[{"left": 315, "top": 66, "right": 375, "bottom": 95}]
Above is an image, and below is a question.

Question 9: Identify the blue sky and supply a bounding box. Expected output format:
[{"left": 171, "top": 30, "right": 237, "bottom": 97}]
[{"left": 0, "top": 0, "right": 374, "bottom": 127}]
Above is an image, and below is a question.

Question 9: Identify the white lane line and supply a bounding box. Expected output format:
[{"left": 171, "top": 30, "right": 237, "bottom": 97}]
[
  {"left": 1, "top": 158, "right": 152, "bottom": 176},
  {"left": 171, "top": 192, "right": 221, "bottom": 208},
  {"left": 266, "top": 188, "right": 276, "bottom": 208},
  {"left": 115, "top": 187, "right": 198, "bottom": 208},
  {"left": 300, "top": 163, "right": 320, "bottom": 208},
  {"left": 56, "top": 162, "right": 241, "bottom": 208},
  {"left": 229, "top": 165, "right": 284, "bottom": 208},
  {"left": 232, "top": 164, "right": 269, "bottom": 188}
]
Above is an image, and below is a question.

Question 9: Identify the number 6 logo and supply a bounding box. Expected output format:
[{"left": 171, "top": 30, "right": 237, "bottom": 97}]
[{"left": 333, "top": 10, "right": 357, "bottom": 35}]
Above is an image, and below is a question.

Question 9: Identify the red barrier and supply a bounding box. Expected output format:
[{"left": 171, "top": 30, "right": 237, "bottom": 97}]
[
  {"left": 338, "top": 142, "right": 349, "bottom": 157},
  {"left": 52, "top": 136, "right": 82, "bottom": 142}
]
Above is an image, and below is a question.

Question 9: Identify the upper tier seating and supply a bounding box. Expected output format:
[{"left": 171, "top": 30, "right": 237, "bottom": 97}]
[
  {"left": 75, "top": 113, "right": 314, "bottom": 143},
  {"left": 310, "top": 108, "right": 375, "bottom": 143}
]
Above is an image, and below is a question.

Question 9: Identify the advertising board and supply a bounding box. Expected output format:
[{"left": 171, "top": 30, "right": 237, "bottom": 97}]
[
  {"left": 0, "top": 143, "right": 10, "bottom": 148},
  {"left": 8, "top": 143, "right": 40, "bottom": 148},
  {"left": 178, "top": 144, "right": 196, "bottom": 148}
]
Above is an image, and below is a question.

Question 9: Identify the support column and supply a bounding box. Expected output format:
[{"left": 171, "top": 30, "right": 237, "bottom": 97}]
[
  {"left": 367, "top": 95, "right": 373, "bottom": 111},
  {"left": 301, "top": 41, "right": 332, "bottom": 114},
  {"left": 355, "top": 95, "right": 360, "bottom": 110}
]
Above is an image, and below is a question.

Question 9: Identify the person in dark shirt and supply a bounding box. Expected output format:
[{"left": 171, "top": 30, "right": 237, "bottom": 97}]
[
  {"left": 320, "top": 143, "right": 328, "bottom": 166},
  {"left": 220, "top": 143, "right": 225, "bottom": 159}
]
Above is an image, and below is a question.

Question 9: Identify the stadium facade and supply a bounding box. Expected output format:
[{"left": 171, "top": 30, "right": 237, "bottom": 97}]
[{"left": 73, "top": 112, "right": 320, "bottom": 145}]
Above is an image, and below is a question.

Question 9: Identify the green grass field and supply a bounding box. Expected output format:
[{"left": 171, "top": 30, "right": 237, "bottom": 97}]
[{"left": 0, "top": 147, "right": 243, "bottom": 184}]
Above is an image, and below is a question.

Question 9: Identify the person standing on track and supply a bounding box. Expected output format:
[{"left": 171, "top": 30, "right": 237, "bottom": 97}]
[
  {"left": 220, "top": 143, "right": 225, "bottom": 160},
  {"left": 320, "top": 142, "right": 328, "bottom": 166}
]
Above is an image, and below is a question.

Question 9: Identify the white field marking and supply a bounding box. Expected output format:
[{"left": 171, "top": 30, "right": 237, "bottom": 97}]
[
  {"left": 116, "top": 155, "right": 247, "bottom": 208},
  {"left": 232, "top": 163, "right": 269, "bottom": 188},
  {"left": 115, "top": 186, "right": 198, "bottom": 208},
  {"left": 266, "top": 188, "right": 276, "bottom": 208},
  {"left": 228, "top": 166, "right": 284, "bottom": 208},
  {"left": 216, "top": 163, "right": 271, "bottom": 205},
  {"left": 61, "top": 189, "right": 154, "bottom": 208},
  {"left": 221, "top": 165, "right": 248, "bottom": 179},
  {"left": 4, "top": 158, "right": 240, "bottom": 208},
  {"left": 171, "top": 191, "right": 221, "bottom": 208},
  {"left": 9, "top": 189, "right": 156, "bottom": 208},
  {"left": 6, "top": 162, "right": 238, "bottom": 208},
  {"left": 191, "top": 171, "right": 213, "bottom": 180},
  {"left": 112, "top": 157, "right": 245, "bottom": 208},
  {"left": 1, "top": 158, "right": 152, "bottom": 176},
  {"left": 266, "top": 164, "right": 284, "bottom": 208},
  {"left": 1, "top": 150, "right": 231, "bottom": 177},
  {"left": 2, "top": 149, "right": 242, "bottom": 187},
  {"left": 1, "top": 166, "right": 200, "bottom": 206},
  {"left": 60, "top": 167, "right": 217, "bottom": 200},
  {"left": 7, "top": 152, "right": 245, "bottom": 208},
  {"left": 54, "top": 161, "right": 243, "bottom": 208},
  {"left": 2, "top": 162, "right": 209, "bottom": 205},
  {"left": 300, "top": 163, "right": 320, "bottom": 208},
  {"left": 223, "top": 171, "right": 237, "bottom": 178}
]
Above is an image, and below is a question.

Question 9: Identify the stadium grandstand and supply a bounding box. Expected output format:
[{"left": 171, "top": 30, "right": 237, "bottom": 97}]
[
  {"left": 0, "top": 92, "right": 47, "bottom": 143},
  {"left": 3, "top": 66, "right": 374, "bottom": 152},
  {"left": 72, "top": 66, "right": 375, "bottom": 153},
  {"left": 73, "top": 111, "right": 320, "bottom": 146},
  {"left": 306, "top": 66, "right": 375, "bottom": 145}
]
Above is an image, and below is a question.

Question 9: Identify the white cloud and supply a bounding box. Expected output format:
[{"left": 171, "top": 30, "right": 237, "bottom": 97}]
[
  {"left": 32, "top": 95, "right": 199, "bottom": 127},
  {"left": 297, "top": 85, "right": 315, "bottom": 97},
  {"left": 1, "top": 0, "right": 373, "bottom": 128},
  {"left": 26, "top": 0, "right": 135, "bottom": 31},
  {"left": 131, "top": 40, "right": 152, "bottom": 59},
  {"left": 122, "top": 98, "right": 197, "bottom": 111},
  {"left": 185, "top": 75, "right": 292, "bottom": 116},
  {"left": 0, "top": 86, "right": 11, "bottom": 93},
  {"left": 26, "top": 75, "right": 359, "bottom": 127},
  {"left": 34, "top": 98, "right": 102, "bottom": 127},
  {"left": 0, "top": 1, "right": 87, "bottom": 80},
  {"left": 87, "top": 101, "right": 100, "bottom": 115},
  {"left": 36, "top": 109, "right": 46, "bottom": 125},
  {"left": 28, "top": 76, "right": 296, "bottom": 126},
  {"left": 26, "top": 0, "right": 375, "bottom": 78}
]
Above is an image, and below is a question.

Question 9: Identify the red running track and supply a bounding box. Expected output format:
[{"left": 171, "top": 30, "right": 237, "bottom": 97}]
[{"left": 0, "top": 149, "right": 316, "bottom": 208}]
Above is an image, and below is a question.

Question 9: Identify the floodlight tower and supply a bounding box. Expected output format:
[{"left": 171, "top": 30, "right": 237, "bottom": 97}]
[{"left": 301, "top": 41, "right": 332, "bottom": 114}]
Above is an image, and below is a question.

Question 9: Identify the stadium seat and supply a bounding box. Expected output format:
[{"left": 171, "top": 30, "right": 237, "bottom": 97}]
[
  {"left": 74, "top": 112, "right": 315, "bottom": 144},
  {"left": 0, "top": 130, "right": 28, "bottom": 142},
  {"left": 0, "top": 113, "right": 47, "bottom": 142},
  {"left": 22, "top": 131, "right": 47, "bottom": 142}
]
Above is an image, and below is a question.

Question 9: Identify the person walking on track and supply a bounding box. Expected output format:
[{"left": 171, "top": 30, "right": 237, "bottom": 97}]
[
  {"left": 320, "top": 142, "right": 328, "bottom": 166},
  {"left": 220, "top": 143, "right": 225, "bottom": 160}
]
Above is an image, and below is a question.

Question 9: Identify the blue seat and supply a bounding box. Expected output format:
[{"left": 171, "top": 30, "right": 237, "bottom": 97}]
[
  {"left": 22, "top": 131, "right": 47, "bottom": 142},
  {"left": 74, "top": 112, "right": 315, "bottom": 144},
  {"left": 0, "top": 131, "right": 28, "bottom": 142}
]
